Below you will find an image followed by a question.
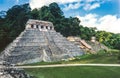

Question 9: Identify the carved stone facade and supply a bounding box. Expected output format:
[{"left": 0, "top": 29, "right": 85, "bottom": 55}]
[{"left": 26, "top": 19, "right": 54, "bottom": 31}]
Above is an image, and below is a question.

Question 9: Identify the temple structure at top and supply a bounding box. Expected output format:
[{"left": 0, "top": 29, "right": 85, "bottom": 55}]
[{"left": 26, "top": 19, "right": 54, "bottom": 31}]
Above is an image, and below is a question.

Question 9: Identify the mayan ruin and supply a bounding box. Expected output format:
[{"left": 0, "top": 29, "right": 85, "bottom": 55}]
[{"left": 0, "top": 19, "right": 84, "bottom": 65}]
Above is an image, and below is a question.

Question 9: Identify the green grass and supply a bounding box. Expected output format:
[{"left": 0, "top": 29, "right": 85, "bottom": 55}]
[{"left": 25, "top": 66, "right": 120, "bottom": 78}]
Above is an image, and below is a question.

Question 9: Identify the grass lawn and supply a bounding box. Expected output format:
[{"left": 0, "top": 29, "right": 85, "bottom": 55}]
[{"left": 25, "top": 66, "right": 120, "bottom": 78}]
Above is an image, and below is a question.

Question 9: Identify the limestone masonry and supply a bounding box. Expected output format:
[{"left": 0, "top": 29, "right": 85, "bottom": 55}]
[
  {"left": 0, "top": 19, "right": 84, "bottom": 65},
  {"left": 0, "top": 60, "right": 32, "bottom": 78}
]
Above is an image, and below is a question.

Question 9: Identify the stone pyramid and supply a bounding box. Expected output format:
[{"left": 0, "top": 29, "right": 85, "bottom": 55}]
[{"left": 0, "top": 19, "right": 84, "bottom": 64}]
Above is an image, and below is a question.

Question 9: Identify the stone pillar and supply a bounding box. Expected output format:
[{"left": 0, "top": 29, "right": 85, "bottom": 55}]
[
  {"left": 52, "top": 27, "right": 54, "bottom": 30},
  {"left": 38, "top": 25, "right": 41, "bottom": 29},
  {"left": 34, "top": 25, "right": 36, "bottom": 28},
  {"left": 39, "top": 25, "right": 42, "bottom": 31},
  {"left": 44, "top": 26, "right": 46, "bottom": 30},
  {"left": 48, "top": 26, "right": 50, "bottom": 30}
]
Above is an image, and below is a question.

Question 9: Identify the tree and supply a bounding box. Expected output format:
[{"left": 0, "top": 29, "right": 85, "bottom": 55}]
[
  {"left": 0, "top": 30, "right": 9, "bottom": 50},
  {"left": 40, "top": 6, "right": 55, "bottom": 22},
  {"left": 79, "top": 26, "right": 96, "bottom": 40},
  {"left": 49, "top": 2, "right": 63, "bottom": 18},
  {"left": 5, "top": 3, "right": 31, "bottom": 35},
  {"left": 113, "top": 34, "right": 120, "bottom": 50},
  {"left": 0, "top": 3, "right": 31, "bottom": 51},
  {"left": 96, "top": 31, "right": 112, "bottom": 43},
  {"left": 66, "top": 17, "right": 80, "bottom": 36},
  {"left": 30, "top": 9, "right": 40, "bottom": 19}
]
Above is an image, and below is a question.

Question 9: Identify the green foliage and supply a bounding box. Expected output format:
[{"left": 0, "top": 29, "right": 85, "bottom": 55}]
[
  {"left": 49, "top": 2, "right": 63, "bottom": 18},
  {"left": 30, "top": 9, "right": 40, "bottom": 19},
  {"left": 96, "top": 31, "right": 112, "bottom": 43},
  {"left": 0, "top": 3, "right": 31, "bottom": 51},
  {"left": 95, "top": 31, "right": 120, "bottom": 50},
  {"left": 79, "top": 26, "right": 96, "bottom": 40},
  {"left": 55, "top": 17, "right": 81, "bottom": 36}
]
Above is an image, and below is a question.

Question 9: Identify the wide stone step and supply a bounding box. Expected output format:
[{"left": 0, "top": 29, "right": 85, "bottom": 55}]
[{"left": 13, "top": 46, "right": 40, "bottom": 51}]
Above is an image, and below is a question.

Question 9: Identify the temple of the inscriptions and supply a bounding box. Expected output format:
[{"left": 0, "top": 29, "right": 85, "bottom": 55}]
[{"left": 0, "top": 19, "right": 84, "bottom": 65}]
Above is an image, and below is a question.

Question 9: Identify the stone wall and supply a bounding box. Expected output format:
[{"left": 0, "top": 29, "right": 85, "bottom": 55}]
[{"left": 0, "top": 61, "right": 32, "bottom": 78}]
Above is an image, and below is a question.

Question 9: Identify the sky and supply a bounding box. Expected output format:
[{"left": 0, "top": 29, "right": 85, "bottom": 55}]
[{"left": 0, "top": 0, "right": 120, "bottom": 33}]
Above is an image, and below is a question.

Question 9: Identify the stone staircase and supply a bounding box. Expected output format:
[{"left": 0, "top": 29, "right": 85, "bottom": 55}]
[{"left": 48, "top": 31, "right": 83, "bottom": 56}]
